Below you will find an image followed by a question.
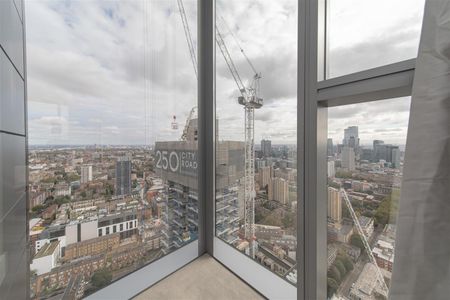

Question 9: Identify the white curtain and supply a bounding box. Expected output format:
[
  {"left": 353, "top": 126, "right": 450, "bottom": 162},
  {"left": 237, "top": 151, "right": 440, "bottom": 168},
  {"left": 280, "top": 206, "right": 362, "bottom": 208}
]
[{"left": 389, "top": 0, "right": 450, "bottom": 299}]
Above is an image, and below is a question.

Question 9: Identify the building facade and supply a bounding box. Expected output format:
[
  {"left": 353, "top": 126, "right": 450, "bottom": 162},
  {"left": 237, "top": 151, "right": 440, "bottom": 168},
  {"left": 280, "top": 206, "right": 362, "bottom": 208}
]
[
  {"left": 269, "top": 177, "right": 289, "bottom": 204},
  {"left": 115, "top": 156, "right": 132, "bottom": 196},
  {"left": 342, "top": 146, "right": 356, "bottom": 171},
  {"left": 261, "top": 139, "right": 272, "bottom": 157},
  {"left": 327, "top": 187, "right": 342, "bottom": 223},
  {"left": 81, "top": 165, "right": 93, "bottom": 184}
]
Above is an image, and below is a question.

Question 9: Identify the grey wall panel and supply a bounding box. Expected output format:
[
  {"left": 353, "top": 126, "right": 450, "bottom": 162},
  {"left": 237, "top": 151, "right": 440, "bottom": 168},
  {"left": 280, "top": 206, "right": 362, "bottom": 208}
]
[
  {"left": 5, "top": 250, "right": 27, "bottom": 300},
  {"left": 0, "top": 0, "right": 27, "bottom": 298},
  {"left": 0, "top": 50, "right": 25, "bottom": 135},
  {"left": 0, "top": 195, "right": 26, "bottom": 296},
  {"left": 0, "top": 134, "right": 26, "bottom": 221},
  {"left": 0, "top": 0, "right": 24, "bottom": 76}
]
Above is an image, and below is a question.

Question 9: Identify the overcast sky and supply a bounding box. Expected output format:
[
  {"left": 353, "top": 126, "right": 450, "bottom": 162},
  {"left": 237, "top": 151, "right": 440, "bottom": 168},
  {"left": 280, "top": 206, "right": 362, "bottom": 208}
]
[{"left": 26, "top": 0, "right": 424, "bottom": 146}]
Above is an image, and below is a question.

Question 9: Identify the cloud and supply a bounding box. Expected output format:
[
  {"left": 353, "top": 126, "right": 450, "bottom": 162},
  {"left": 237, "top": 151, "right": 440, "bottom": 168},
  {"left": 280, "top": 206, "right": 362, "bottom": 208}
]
[{"left": 26, "top": 0, "right": 422, "bottom": 146}]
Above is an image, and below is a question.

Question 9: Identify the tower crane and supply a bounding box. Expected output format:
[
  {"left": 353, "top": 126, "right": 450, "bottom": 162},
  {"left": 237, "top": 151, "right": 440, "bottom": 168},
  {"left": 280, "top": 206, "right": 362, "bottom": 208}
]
[
  {"left": 340, "top": 188, "right": 389, "bottom": 298},
  {"left": 176, "top": 1, "right": 262, "bottom": 258},
  {"left": 215, "top": 25, "right": 262, "bottom": 259}
]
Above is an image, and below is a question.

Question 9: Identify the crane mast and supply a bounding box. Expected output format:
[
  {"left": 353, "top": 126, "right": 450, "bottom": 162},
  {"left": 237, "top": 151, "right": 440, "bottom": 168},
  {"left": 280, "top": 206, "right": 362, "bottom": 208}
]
[
  {"left": 177, "top": 1, "right": 262, "bottom": 259},
  {"left": 181, "top": 107, "right": 196, "bottom": 141},
  {"left": 340, "top": 188, "right": 389, "bottom": 297}
]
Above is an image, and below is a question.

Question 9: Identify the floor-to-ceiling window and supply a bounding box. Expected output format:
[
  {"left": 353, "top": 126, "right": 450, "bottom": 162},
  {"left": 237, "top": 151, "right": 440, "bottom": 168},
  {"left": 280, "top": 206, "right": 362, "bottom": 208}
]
[
  {"left": 326, "top": 97, "right": 411, "bottom": 299},
  {"left": 26, "top": 1, "right": 198, "bottom": 298},
  {"left": 317, "top": 1, "right": 426, "bottom": 299},
  {"left": 18, "top": 0, "right": 429, "bottom": 298},
  {"left": 213, "top": 1, "right": 298, "bottom": 298}
]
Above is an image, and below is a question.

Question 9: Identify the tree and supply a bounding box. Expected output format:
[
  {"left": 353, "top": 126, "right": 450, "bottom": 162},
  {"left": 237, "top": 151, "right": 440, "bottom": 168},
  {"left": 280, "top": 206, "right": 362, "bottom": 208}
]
[
  {"left": 339, "top": 255, "right": 354, "bottom": 272},
  {"left": 350, "top": 234, "right": 365, "bottom": 252},
  {"left": 328, "top": 182, "right": 341, "bottom": 189},
  {"left": 327, "top": 277, "right": 339, "bottom": 298},
  {"left": 67, "top": 173, "right": 81, "bottom": 182},
  {"left": 335, "top": 170, "right": 353, "bottom": 179},
  {"left": 282, "top": 213, "right": 294, "bottom": 228},
  {"left": 91, "top": 269, "right": 112, "bottom": 289},
  {"left": 55, "top": 196, "right": 70, "bottom": 205},
  {"left": 374, "top": 188, "right": 401, "bottom": 227},
  {"left": 327, "top": 265, "right": 341, "bottom": 283},
  {"left": 334, "top": 260, "right": 347, "bottom": 277},
  {"left": 31, "top": 204, "right": 45, "bottom": 212}
]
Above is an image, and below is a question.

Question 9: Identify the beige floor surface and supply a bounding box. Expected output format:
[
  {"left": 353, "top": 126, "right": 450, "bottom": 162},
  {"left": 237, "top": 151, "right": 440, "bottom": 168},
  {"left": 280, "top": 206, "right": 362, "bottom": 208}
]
[{"left": 134, "top": 254, "right": 265, "bottom": 300}]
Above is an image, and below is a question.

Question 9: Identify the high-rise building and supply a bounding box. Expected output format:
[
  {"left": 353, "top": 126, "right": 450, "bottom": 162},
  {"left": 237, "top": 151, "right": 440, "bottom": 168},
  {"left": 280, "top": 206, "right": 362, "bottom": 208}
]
[
  {"left": 391, "top": 147, "right": 401, "bottom": 169},
  {"left": 81, "top": 165, "right": 93, "bottom": 184},
  {"left": 258, "top": 166, "right": 273, "bottom": 190},
  {"left": 156, "top": 119, "right": 244, "bottom": 253},
  {"left": 269, "top": 177, "right": 289, "bottom": 204},
  {"left": 361, "top": 148, "right": 373, "bottom": 161},
  {"left": 373, "top": 141, "right": 401, "bottom": 167},
  {"left": 373, "top": 140, "right": 385, "bottom": 162},
  {"left": 255, "top": 158, "right": 266, "bottom": 171},
  {"left": 328, "top": 187, "right": 342, "bottom": 224},
  {"left": 327, "top": 160, "right": 335, "bottom": 178},
  {"left": 115, "top": 156, "right": 132, "bottom": 196},
  {"left": 343, "top": 126, "right": 359, "bottom": 149},
  {"left": 261, "top": 139, "right": 272, "bottom": 157},
  {"left": 341, "top": 147, "right": 356, "bottom": 171},
  {"left": 327, "top": 138, "right": 334, "bottom": 156}
]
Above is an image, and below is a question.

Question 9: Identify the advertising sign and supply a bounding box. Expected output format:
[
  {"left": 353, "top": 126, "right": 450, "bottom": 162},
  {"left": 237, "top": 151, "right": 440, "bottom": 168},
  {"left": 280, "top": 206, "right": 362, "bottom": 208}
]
[{"left": 155, "top": 149, "right": 198, "bottom": 177}]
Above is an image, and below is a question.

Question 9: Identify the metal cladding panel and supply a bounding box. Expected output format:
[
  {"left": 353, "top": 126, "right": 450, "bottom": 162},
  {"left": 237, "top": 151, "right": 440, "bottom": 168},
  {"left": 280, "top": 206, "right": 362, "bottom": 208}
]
[
  {"left": 0, "top": 0, "right": 24, "bottom": 76},
  {"left": 5, "top": 250, "right": 27, "bottom": 299},
  {"left": 0, "top": 133, "right": 26, "bottom": 221},
  {"left": 0, "top": 193, "right": 26, "bottom": 295},
  {"left": 0, "top": 50, "right": 25, "bottom": 135}
]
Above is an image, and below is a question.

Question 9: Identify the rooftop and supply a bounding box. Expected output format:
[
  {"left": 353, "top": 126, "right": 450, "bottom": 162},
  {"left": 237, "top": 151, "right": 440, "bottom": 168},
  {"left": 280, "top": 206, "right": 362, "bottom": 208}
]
[
  {"left": 34, "top": 241, "right": 59, "bottom": 259},
  {"left": 350, "top": 263, "right": 379, "bottom": 298}
]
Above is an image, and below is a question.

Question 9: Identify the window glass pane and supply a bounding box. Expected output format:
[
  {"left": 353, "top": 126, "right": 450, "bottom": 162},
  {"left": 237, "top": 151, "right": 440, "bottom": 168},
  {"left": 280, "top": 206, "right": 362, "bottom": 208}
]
[
  {"left": 326, "top": 97, "right": 410, "bottom": 298},
  {"left": 215, "top": 0, "right": 298, "bottom": 285},
  {"left": 27, "top": 0, "right": 197, "bottom": 297},
  {"left": 326, "top": 0, "right": 425, "bottom": 78}
]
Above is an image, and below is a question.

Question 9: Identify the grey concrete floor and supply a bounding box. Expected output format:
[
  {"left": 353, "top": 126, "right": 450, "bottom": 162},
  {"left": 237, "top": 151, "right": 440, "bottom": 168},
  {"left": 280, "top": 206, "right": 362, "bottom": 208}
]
[{"left": 134, "top": 254, "right": 265, "bottom": 300}]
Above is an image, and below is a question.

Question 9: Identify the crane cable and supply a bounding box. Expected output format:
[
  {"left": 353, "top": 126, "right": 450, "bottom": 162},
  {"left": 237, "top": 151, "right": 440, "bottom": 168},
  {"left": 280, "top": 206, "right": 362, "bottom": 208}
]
[{"left": 219, "top": 16, "right": 259, "bottom": 77}]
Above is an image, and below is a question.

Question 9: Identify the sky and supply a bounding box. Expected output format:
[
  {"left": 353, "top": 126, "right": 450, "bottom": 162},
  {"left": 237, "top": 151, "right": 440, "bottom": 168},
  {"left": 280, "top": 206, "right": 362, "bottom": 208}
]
[{"left": 26, "top": 0, "right": 425, "bottom": 146}]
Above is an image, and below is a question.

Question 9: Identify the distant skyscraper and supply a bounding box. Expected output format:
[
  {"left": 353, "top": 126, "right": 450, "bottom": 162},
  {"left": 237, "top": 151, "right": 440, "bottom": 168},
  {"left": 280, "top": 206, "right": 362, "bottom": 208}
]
[
  {"left": 328, "top": 187, "right": 342, "bottom": 224},
  {"left": 115, "top": 157, "right": 132, "bottom": 196},
  {"left": 343, "top": 126, "right": 359, "bottom": 149},
  {"left": 327, "top": 161, "right": 336, "bottom": 178},
  {"left": 261, "top": 139, "right": 272, "bottom": 157},
  {"left": 361, "top": 148, "right": 373, "bottom": 161},
  {"left": 80, "top": 165, "right": 92, "bottom": 184},
  {"left": 373, "top": 140, "right": 385, "bottom": 162},
  {"left": 327, "top": 138, "right": 334, "bottom": 156},
  {"left": 269, "top": 177, "right": 289, "bottom": 204},
  {"left": 373, "top": 140, "right": 400, "bottom": 167},
  {"left": 259, "top": 166, "right": 273, "bottom": 190},
  {"left": 342, "top": 147, "right": 356, "bottom": 171},
  {"left": 255, "top": 158, "right": 266, "bottom": 171},
  {"left": 391, "top": 147, "right": 401, "bottom": 169}
]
